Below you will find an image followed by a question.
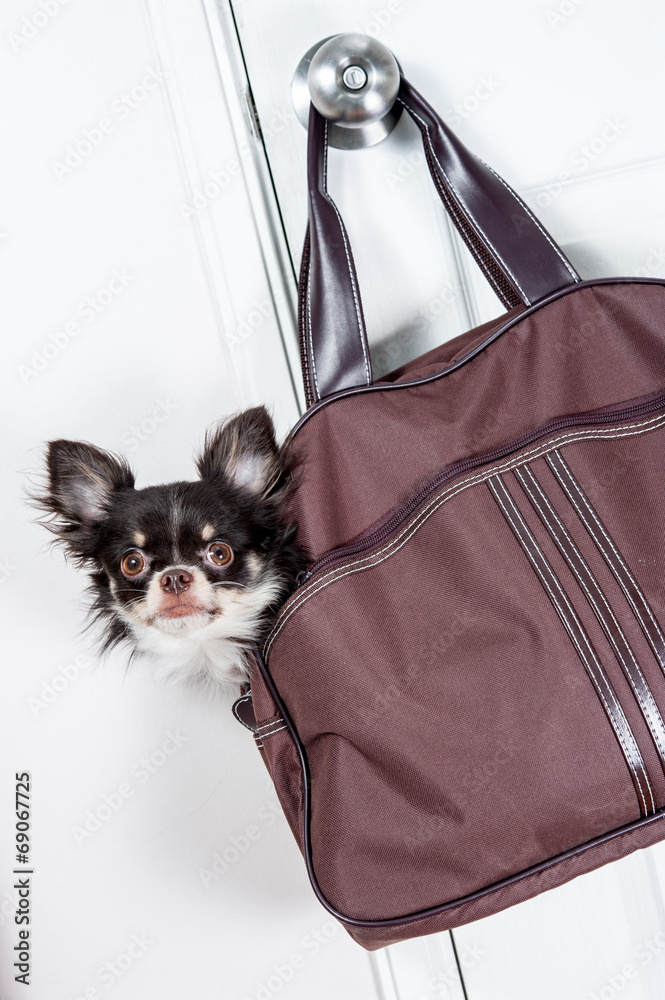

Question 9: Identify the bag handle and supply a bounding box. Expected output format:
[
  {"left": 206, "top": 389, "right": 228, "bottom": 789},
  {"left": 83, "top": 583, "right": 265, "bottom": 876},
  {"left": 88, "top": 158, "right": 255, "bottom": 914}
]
[{"left": 298, "top": 76, "right": 580, "bottom": 407}]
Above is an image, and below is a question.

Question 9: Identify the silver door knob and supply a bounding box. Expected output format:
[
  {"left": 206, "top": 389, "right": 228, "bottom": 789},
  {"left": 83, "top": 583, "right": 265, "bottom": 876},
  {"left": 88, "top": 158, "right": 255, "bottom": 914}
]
[{"left": 292, "top": 33, "right": 402, "bottom": 150}]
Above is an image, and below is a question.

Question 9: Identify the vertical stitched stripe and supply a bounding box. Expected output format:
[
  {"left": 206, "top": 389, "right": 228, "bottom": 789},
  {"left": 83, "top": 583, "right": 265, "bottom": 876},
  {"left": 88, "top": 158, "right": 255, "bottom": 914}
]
[
  {"left": 488, "top": 474, "right": 654, "bottom": 817},
  {"left": 547, "top": 449, "right": 665, "bottom": 674},
  {"left": 515, "top": 464, "right": 665, "bottom": 775}
]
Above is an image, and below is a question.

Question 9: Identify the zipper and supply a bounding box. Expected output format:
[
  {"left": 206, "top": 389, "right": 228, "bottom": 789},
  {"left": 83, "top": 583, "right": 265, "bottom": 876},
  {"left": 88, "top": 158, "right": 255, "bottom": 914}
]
[{"left": 301, "top": 389, "right": 665, "bottom": 584}]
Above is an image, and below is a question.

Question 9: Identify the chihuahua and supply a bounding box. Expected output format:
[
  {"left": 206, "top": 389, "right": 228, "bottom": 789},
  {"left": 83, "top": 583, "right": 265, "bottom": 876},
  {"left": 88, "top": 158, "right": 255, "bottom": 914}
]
[{"left": 35, "top": 406, "right": 305, "bottom": 690}]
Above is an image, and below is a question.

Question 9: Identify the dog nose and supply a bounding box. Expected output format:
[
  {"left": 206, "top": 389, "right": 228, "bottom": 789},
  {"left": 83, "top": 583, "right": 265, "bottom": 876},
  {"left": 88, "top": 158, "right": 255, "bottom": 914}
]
[{"left": 160, "top": 569, "right": 193, "bottom": 595}]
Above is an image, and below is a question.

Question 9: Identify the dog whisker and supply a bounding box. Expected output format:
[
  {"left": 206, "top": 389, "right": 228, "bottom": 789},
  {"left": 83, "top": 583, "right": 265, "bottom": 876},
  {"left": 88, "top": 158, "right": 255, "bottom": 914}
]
[
  {"left": 113, "top": 589, "right": 147, "bottom": 603},
  {"left": 112, "top": 591, "right": 148, "bottom": 612}
]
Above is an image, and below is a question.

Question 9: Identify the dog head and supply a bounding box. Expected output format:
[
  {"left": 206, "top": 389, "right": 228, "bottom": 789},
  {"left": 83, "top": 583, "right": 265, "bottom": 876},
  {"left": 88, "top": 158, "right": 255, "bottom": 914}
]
[{"left": 35, "top": 407, "right": 304, "bottom": 688}]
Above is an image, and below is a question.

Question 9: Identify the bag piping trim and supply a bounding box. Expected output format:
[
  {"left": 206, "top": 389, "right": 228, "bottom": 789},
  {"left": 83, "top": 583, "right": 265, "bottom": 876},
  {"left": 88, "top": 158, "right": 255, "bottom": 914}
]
[{"left": 292, "top": 278, "right": 665, "bottom": 433}]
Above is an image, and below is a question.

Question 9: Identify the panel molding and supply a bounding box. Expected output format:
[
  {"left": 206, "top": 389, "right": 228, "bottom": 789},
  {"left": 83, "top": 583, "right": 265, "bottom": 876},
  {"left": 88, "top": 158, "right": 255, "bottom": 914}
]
[{"left": 141, "top": 0, "right": 305, "bottom": 426}]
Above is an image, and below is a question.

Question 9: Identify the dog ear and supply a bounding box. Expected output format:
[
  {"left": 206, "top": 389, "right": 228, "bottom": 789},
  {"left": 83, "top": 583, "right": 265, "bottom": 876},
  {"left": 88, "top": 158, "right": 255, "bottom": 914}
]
[
  {"left": 197, "top": 407, "right": 284, "bottom": 498},
  {"left": 34, "top": 440, "right": 135, "bottom": 560}
]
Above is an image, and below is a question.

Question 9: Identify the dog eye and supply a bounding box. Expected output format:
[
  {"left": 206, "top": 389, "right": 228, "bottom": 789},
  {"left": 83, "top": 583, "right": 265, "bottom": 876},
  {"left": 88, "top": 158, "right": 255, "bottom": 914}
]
[
  {"left": 121, "top": 550, "right": 145, "bottom": 577},
  {"left": 206, "top": 541, "right": 233, "bottom": 567}
]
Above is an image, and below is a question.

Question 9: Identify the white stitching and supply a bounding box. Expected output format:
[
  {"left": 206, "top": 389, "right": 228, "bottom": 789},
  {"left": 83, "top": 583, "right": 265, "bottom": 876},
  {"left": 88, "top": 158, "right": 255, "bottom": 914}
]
[
  {"left": 479, "top": 157, "right": 580, "bottom": 285},
  {"left": 518, "top": 466, "right": 659, "bottom": 696},
  {"left": 516, "top": 466, "right": 665, "bottom": 764},
  {"left": 256, "top": 718, "right": 285, "bottom": 733},
  {"left": 254, "top": 725, "right": 287, "bottom": 742},
  {"left": 488, "top": 476, "right": 652, "bottom": 815},
  {"left": 517, "top": 467, "right": 651, "bottom": 696},
  {"left": 266, "top": 410, "right": 665, "bottom": 655},
  {"left": 551, "top": 448, "right": 665, "bottom": 652},
  {"left": 307, "top": 267, "right": 320, "bottom": 401},
  {"left": 324, "top": 115, "right": 328, "bottom": 178},
  {"left": 548, "top": 450, "right": 665, "bottom": 667},
  {"left": 397, "top": 98, "right": 531, "bottom": 306},
  {"left": 322, "top": 120, "right": 371, "bottom": 387},
  {"left": 261, "top": 725, "right": 287, "bottom": 739},
  {"left": 489, "top": 476, "right": 652, "bottom": 815},
  {"left": 232, "top": 695, "right": 254, "bottom": 729}
]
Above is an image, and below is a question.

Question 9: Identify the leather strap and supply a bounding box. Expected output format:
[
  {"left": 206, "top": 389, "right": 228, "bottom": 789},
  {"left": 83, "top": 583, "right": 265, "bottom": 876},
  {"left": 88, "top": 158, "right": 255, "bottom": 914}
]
[
  {"left": 232, "top": 691, "right": 257, "bottom": 732},
  {"left": 515, "top": 464, "right": 665, "bottom": 773},
  {"left": 299, "top": 76, "right": 580, "bottom": 405},
  {"left": 547, "top": 449, "right": 665, "bottom": 674},
  {"left": 488, "top": 473, "right": 654, "bottom": 818},
  {"left": 397, "top": 80, "right": 580, "bottom": 306},
  {"left": 299, "top": 108, "right": 372, "bottom": 407}
]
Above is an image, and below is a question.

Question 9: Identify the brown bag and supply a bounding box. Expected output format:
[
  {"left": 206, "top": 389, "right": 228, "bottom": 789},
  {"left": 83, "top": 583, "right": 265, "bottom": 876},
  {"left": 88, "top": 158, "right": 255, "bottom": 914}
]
[{"left": 233, "top": 77, "right": 665, "bottom": 949}]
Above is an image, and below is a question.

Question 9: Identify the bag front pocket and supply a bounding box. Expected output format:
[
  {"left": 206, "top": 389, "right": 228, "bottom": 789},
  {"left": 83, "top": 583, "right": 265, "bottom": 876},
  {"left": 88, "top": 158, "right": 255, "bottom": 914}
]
[
  {"left": 263, "top": 394, "right": 665, "bottom": 922},
  {"left": 488, "top": 460, "right": 665, "bottom": 821}
]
